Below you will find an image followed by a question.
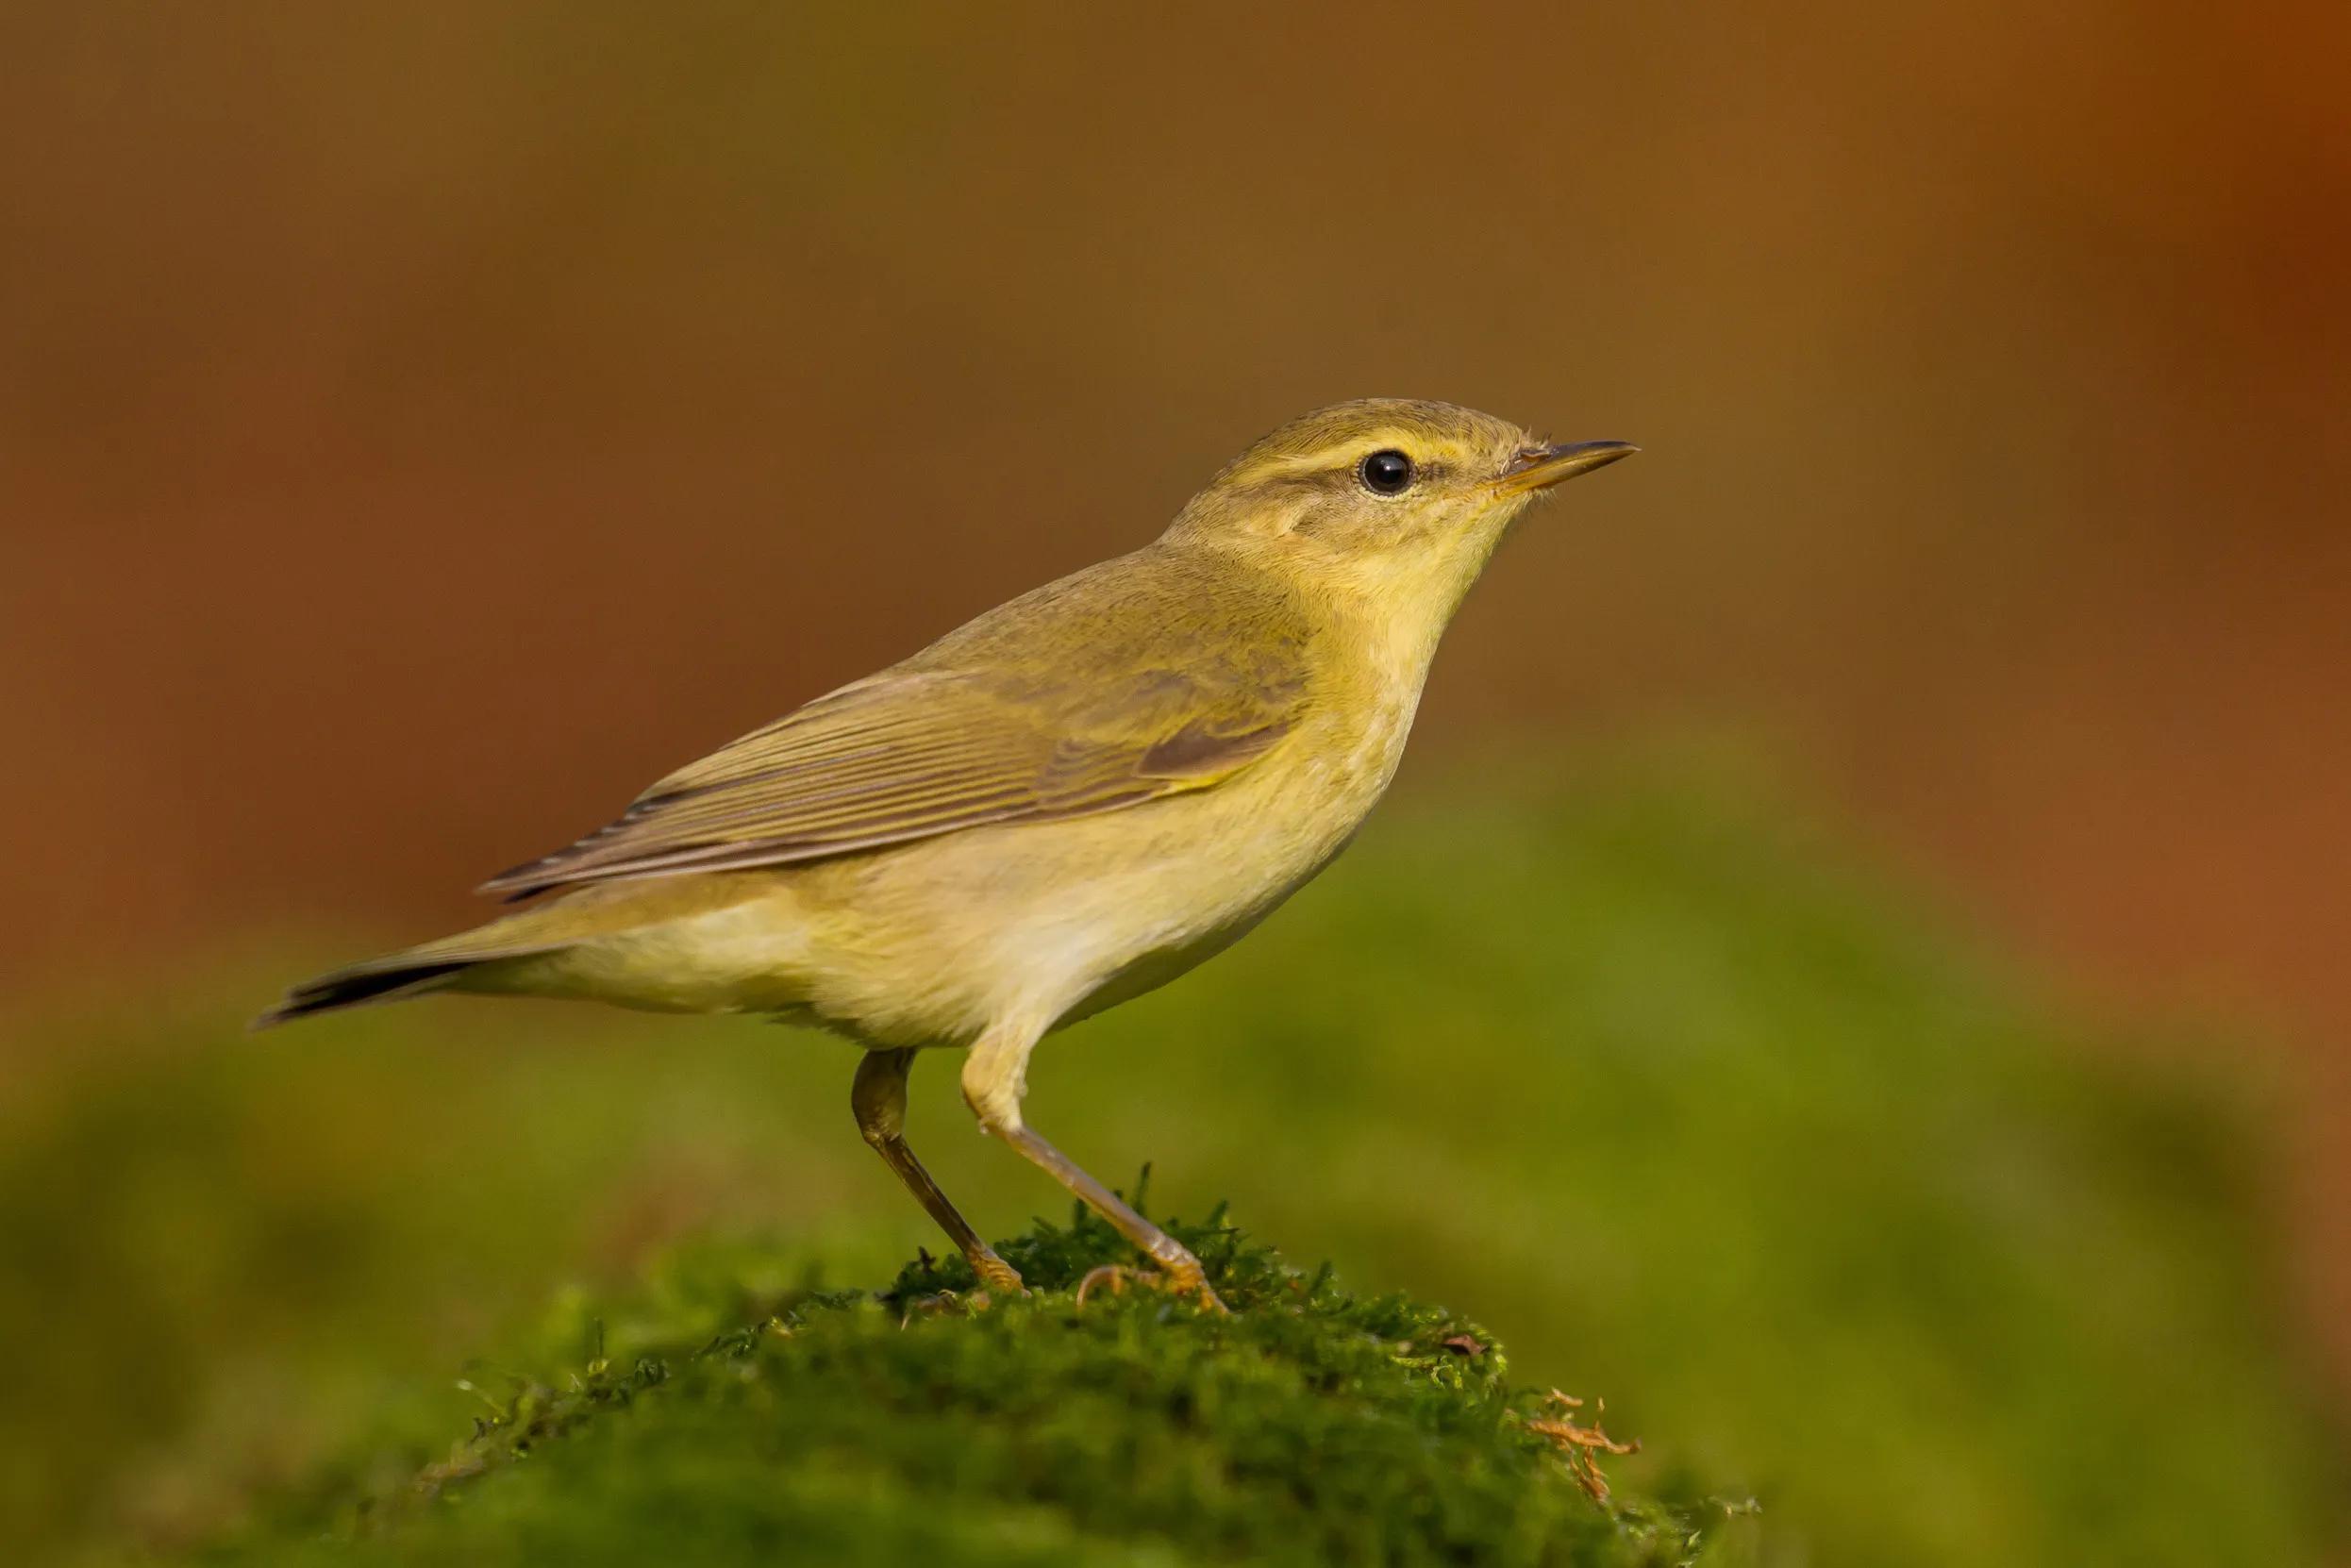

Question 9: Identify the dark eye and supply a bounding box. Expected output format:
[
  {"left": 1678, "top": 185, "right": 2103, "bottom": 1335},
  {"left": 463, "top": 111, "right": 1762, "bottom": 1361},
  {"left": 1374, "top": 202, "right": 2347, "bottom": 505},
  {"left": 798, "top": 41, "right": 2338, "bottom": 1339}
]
[{"left": 1358, "top": 448, "right": 1414, "bottom": 495}]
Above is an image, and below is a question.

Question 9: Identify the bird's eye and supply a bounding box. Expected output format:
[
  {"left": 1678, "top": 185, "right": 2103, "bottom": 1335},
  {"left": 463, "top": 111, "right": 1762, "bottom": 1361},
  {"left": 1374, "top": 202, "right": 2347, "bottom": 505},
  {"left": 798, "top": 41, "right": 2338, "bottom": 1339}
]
[{"left": 1358, "top": 448, "right": 1414, "bottom": 495}]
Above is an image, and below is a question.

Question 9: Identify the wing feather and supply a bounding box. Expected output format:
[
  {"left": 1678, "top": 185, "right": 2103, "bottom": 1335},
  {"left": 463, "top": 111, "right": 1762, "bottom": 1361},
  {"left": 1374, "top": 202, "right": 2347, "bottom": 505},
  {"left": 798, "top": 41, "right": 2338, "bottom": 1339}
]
[{"left": 479, "top": 599, "right": 1308, "bottom": 899}]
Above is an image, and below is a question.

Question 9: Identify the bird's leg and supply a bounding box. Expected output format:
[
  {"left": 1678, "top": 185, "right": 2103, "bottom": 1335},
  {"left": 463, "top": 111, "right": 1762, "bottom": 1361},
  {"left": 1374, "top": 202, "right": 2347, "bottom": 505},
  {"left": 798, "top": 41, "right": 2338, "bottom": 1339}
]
[
  {"left": 852, "top": 1047, "right": 1024, "bottom": 1295},
  {"left": 961, "top": 1026, "right": 1227, "bottom": 1313}
]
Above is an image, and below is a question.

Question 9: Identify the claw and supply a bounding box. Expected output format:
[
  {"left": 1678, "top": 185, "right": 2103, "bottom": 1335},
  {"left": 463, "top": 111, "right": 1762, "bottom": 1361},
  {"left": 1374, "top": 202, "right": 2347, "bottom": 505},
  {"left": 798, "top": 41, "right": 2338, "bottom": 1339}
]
[{"left": 1075, "top": 1261, "right": 1228, "bottom": 1315}]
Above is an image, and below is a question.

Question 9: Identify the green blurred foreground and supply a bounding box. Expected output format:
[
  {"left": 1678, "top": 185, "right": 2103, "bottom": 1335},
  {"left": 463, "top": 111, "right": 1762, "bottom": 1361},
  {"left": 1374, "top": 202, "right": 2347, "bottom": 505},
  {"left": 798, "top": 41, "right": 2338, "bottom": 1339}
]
[
  {"left": 1, "top": 757, "right": 2341, "bottom": 1565},
  {"left": 213, "top": 1204, "right": 1731, "bottom": 1566}
]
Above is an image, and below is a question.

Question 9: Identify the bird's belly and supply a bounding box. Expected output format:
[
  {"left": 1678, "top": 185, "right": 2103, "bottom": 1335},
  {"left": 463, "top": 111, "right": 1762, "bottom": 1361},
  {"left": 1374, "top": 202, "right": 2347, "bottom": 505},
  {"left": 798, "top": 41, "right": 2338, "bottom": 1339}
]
[
  {"left": 1051, "top": 887, "right": 1291, "bottom": 1027},
  {"left": 784, "top": 759, "right": 1381, "bottom": 1050}
]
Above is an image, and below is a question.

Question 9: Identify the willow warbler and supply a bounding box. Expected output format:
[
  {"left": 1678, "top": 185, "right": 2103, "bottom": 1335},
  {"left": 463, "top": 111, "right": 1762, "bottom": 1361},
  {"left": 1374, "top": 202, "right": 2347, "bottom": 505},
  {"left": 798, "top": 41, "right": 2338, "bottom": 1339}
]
[{"left": 259, "top": 399, "right": 1634, "bottom": 1309}]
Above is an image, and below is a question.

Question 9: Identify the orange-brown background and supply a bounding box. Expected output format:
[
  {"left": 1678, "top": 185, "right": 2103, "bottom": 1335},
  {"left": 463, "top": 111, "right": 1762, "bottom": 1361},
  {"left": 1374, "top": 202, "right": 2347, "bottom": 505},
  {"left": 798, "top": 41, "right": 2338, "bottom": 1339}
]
[{"left": 6, "top": 3, "right": 2347, "bottom": 1373}]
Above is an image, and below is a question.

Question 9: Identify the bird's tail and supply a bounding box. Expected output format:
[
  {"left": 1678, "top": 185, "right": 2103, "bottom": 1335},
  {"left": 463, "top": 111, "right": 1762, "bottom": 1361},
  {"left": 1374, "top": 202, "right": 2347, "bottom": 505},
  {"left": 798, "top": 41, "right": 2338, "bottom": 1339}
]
[
  {"left": 251, "top": 926, "right": 568, "bottom": 1031},
  {"left": 251, "top": 958, "right": 481, "bottom": 1029},
  {"left": 250, "top": 873, "right": 787, "bottom": 1031}
]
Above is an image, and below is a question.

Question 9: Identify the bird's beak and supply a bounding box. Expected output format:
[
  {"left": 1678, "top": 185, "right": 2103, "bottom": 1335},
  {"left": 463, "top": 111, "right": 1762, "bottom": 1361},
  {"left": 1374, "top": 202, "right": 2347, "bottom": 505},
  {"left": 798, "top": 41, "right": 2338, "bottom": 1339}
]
[{"left": 1493, "top": 440, "right": 1640, "bottom": 496}]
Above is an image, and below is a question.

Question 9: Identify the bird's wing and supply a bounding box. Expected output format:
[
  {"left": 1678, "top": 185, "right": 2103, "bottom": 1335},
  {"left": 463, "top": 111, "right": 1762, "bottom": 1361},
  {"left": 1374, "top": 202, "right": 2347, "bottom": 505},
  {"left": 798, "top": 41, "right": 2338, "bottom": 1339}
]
[{"left": 478, "top": 638, "right": 1307, "bottom": 899}]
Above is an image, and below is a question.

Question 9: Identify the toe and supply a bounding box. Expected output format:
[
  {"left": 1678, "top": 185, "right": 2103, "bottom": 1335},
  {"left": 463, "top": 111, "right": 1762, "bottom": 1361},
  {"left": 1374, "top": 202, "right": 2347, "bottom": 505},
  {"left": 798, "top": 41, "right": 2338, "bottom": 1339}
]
[{"left": 1075, "top": 1264, "right": 1133, "bottom": 1307}]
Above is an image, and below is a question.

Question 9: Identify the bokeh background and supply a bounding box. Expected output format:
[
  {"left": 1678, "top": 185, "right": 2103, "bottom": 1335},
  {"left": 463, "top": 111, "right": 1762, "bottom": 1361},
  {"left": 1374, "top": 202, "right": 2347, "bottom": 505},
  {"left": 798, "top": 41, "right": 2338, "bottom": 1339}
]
[{"left": 5, "top": 4, "right": 2347, "bottom": 1564}]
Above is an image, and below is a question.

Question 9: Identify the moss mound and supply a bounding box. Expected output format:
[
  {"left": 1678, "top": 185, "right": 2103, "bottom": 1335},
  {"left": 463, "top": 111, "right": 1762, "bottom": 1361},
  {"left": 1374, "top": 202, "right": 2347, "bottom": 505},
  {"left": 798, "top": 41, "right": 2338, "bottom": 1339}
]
[{"left": 212, "top": 1198, "right": 1733, "bottom": 1567}]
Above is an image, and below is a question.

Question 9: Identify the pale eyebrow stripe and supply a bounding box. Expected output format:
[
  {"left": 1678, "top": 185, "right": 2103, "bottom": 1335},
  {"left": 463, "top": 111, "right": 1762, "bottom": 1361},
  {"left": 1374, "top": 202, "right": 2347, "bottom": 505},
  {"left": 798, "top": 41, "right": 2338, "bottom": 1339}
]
[{"left": 1224, "top": 429, "right": 1434, "bottom": 486}]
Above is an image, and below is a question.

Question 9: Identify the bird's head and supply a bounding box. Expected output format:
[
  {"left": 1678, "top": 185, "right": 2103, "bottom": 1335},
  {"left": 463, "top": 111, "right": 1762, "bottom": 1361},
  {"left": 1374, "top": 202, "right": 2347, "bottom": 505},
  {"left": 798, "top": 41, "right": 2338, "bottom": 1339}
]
[{"left": 1163, "top": 398, "right": 1634, "bottom": 631}]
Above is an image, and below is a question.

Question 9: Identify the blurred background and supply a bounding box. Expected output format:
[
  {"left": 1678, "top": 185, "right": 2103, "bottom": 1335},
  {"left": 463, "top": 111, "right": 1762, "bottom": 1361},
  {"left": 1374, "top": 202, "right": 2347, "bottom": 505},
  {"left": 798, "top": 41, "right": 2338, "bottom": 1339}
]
[{"left": 4, "top": 4, "right": 2346, "bottom": 1564}]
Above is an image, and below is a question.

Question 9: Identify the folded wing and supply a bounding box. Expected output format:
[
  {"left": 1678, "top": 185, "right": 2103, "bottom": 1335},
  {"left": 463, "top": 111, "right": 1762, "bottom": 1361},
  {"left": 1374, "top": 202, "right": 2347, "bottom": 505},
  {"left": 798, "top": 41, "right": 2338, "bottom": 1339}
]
[{"left": 479, "top": 658, "right": 1303, "bottom": 899}]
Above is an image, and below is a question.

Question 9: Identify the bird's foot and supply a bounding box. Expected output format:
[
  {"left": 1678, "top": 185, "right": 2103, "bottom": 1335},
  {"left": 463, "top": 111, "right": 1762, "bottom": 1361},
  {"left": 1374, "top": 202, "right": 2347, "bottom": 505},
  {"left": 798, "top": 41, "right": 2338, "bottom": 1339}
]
[
  {"left": 900, "top": 1283, "right": 1025, "bottom": 1319},
  {"left": 1075, "top": 1261, "right": 1229, "bottom": 1315},
  {"left": 972, "top": 1250, "right": 1026, "bottom": 1295}
]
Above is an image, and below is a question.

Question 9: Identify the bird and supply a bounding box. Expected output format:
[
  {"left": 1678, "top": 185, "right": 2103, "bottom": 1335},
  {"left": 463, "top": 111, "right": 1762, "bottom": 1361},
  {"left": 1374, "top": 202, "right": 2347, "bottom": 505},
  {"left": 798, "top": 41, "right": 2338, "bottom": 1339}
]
[{"left": 257, "top": 399, "right": 1635, "bottom": 1311}]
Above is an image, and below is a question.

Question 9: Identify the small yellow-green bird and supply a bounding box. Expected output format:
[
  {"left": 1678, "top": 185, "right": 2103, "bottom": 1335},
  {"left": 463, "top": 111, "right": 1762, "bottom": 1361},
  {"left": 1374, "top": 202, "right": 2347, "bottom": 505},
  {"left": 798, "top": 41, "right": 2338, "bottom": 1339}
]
[{"left": 259, "top": 400, "right": 1633, "bottom": 1310}]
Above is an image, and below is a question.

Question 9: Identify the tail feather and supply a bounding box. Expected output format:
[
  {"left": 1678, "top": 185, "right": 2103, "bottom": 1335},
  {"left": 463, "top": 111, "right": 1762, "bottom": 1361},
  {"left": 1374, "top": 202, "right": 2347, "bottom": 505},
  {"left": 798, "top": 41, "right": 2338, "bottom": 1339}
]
[
  {"left": 255, "top": 876, "right": 767, "bottom": 1031},
  {"left": 254, "top": 930, "right": 568, "bottom": 1029},
  {"left": 251, "top": 958, "right": 488, "bottom": 1030}
]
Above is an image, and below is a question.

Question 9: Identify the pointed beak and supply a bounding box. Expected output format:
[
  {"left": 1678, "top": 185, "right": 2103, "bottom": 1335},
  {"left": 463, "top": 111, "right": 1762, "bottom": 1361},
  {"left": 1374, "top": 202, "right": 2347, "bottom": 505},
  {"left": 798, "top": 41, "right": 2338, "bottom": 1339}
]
[{"left": 1493, "top": 440, "right": 1640, "bottom": 496}]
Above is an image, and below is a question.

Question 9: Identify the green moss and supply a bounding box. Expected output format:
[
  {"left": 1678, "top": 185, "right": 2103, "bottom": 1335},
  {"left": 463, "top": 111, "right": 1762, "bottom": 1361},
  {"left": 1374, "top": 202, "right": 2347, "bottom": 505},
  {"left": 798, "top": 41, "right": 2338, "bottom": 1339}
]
[{"left": 208, "top": 1198, "right": 1735, "bottom": 1567}]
